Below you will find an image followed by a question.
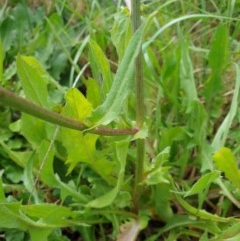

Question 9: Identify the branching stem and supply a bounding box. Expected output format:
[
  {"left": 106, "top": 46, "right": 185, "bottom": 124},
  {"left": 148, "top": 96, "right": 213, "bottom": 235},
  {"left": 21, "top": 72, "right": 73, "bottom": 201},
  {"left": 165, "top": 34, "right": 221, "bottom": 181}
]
[{"left": 0, "top": 87, "right": 138, "bottom": 136}]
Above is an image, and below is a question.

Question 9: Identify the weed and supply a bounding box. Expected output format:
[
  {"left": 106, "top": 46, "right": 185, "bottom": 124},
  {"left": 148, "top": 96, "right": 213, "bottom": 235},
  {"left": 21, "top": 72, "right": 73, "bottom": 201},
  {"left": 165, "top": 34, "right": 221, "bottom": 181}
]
[{"left": 0, "top": 1, "right": 240, "bottom": 241}]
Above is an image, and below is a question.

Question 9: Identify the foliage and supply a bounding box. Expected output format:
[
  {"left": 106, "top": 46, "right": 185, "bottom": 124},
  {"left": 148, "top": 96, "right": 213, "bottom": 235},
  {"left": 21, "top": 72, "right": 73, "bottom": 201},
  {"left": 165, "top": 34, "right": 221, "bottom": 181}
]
[{"left": 1, "top": 0, "right": 240, "bottom": 240}]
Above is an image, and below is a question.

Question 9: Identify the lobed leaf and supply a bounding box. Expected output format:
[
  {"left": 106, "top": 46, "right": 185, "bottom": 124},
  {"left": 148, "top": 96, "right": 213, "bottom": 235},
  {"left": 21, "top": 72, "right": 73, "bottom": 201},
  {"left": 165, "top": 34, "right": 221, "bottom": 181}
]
[
  {"left": 63, "top": 88, "right": 92, "bottom": 124},
  {"left": 86, "top": 141, "right": 129, "bottom": 208}
]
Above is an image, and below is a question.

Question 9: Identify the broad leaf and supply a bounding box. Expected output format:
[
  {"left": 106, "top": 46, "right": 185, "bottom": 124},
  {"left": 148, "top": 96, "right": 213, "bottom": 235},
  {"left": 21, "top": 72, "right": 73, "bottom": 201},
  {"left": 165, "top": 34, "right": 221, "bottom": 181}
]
[
  {"left": 0, "top": 202, "right": 33, "bottom": 230},
  {"left": 21, "top": 203, "right": 76, "bottom": 227},
  {"left": 63, "top": 88, "right": 92, "bottom": 124},
  {"left": 60, "top": 129, "right": 98, "bottom": 173},
  {"left": 21, "top": 114, "right": 48, "bottom": 147},
  {"left": 16, "top": 55, "right": 50, "bottom": 107},
  {"left": 213, "top": 147, "right": 240, "bottom": 189},
  {"left": 85, "top": 78, "right": 101, "bottom": 108},
  {"left": 59, "top": 88, "right": 98, "bottom": 172}
]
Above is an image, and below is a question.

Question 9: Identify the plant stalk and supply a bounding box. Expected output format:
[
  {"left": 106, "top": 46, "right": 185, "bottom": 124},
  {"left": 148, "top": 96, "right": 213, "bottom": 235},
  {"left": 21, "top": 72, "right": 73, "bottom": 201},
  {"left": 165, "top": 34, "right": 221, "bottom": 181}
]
[
  {"left": 131, "top": 0, "right": 145, "bottom": 212},
  {"left": 0, "top": 87, "right": 138, "bottom": 136}
]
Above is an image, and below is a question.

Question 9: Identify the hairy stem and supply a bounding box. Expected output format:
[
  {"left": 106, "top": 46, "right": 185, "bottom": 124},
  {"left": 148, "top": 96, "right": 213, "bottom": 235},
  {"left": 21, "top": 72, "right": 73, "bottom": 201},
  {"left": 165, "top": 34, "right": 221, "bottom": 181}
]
[
  {"left": 131, "top": 0, "right": 145, "bottom": 212},
  {"left": 0, "top": 87, "right": 138, "bottom": 136}
]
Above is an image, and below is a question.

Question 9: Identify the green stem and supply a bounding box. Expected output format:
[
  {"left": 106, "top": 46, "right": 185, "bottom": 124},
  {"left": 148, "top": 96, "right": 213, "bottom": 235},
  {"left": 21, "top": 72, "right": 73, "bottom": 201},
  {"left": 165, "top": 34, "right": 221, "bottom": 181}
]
[
  {"left": 131, "top": 0, "right": 145, "bottom": 212},
  {"left": 0, "top": 87, "right": 138, "bottom": 136}
]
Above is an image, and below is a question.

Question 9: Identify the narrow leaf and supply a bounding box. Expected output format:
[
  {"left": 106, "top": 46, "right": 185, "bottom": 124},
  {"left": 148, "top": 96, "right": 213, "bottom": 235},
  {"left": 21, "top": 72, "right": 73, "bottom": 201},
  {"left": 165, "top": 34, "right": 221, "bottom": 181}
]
[
  {"left": 179, "top": 30, "right": 198, "bottom": 111},
  {"left": 212, "top": 64, "right": 240, "bottom": 150},
  {"left": 89, "top": 23, "right": 145, "bottom": 126},
  {"left": 0, "top": 170, "right": 5, "bottom": 201},
  {"left": 185, "top": 171, "right": 219, "bottom": 197},
  {"left": 176, "top": 194, "right": 235, "bottom": 223},
  {"left": 89, "top": 40, "right": 113, "bottom": 97},
  {"left": 111, "top": 8, "right": 132, "bottom": 60},
  {"left": 0, "top": 41, "right": 3, "bottom": 82},
  {"left": 204, "top": 24, "right": 228, "bottom": 99}
]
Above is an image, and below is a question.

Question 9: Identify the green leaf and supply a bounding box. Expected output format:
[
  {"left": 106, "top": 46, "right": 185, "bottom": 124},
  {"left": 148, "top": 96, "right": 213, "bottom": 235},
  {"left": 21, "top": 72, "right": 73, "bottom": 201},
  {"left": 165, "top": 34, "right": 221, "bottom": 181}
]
[
  {"left": 144, "top": 147, "right": 171, "bottom": 185},
  {"left": 21, "top": 203, "right": 76, "bottom": 227},
  {"left": 213, "top": 147, "right": 240, "bottom": 189},
  {"left": 20, "top": 114, "right": 48, "bottom": 147},
  {"left": 204, "top": 24, "right": 228, "bottom": 99},
  {"left": 23, "top": 151, "right": 40, "bottom": 202},
  {"left": 179, "top": 30, "right": 198, "bottom": 111},
  {"left": 159, "top": 127, "right": 186, "bottom": 149},
  {"left": 0, "top": 170, "right": 5, "bottom": 201},
  {"left": 210, "top": 222, "right": 240, "bottom": 241},
  {"left": 0, "top": 140, "right": 31, "bottom": 167},
  {"left": 38, "top": 139, "right": 88, "bottom": 203},
  {"left": 63, "top": 88, "right": 92, "bottom": 124},
  {"left": 87, "top": 141, "right": 129, "bottom": 208},
  {"left": 208, "top": 24, "right": 228, "bottom": 76},
  {"left": 175, "top": 194, "right": 235, "bottom": 223},
  {"left": 185, "top": 171, "right": 220, "bottom": 197},
  {"left": 0, "top": 201, "right": 84, "bottom": 241},
  {"left": 60, "top": 129, "right": 98, "bottom": 174},
  {"left": 212, "top": 64, "right": 240, "bottom": 151},
  {"left": 85, "top": 78, "right": 101, "bottom": 108},
  {"left": 59, "top": 87, "right": 99, "bottom": 173},
  {"left": 111, "top": 7, "right": 132, "bottom": 61},
  {"left": 89, "top": 40, "right": 113, "bottom": 98},
  {"left": 132, "top": 122, "right": 148, "bottom": 140},
  {"left": 89, "top": 22, "right": 145, "bottom": 126},
  {"left": 0, "top": 41, "right": 3, "bottom": 82},
  {"left": 154, "top": 184, "right": 173, "bottom": 222},
  {"left": 38, "top": 140, "right": 58, "bottom": 187},
  {"left": 156, "top": 215, "right": 220, "bottom": 238},
  {"left": 16, "top": 55, "right": 50, "bottom": 107},
  {"left": 0, "top": 202, "right": 32, "bottom": 230}
]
